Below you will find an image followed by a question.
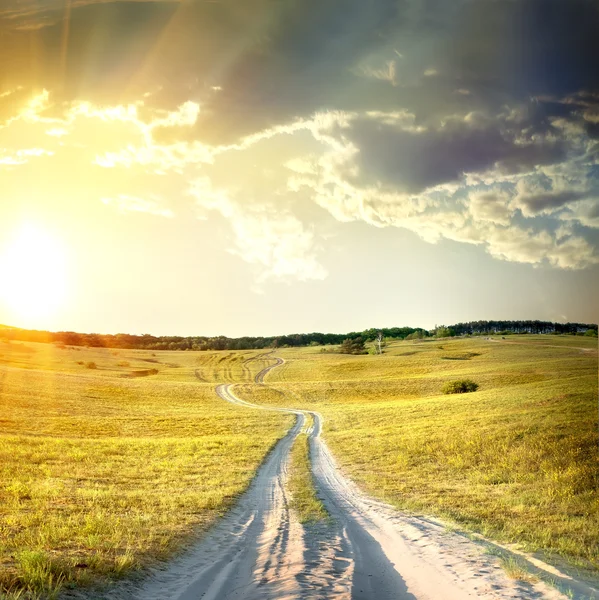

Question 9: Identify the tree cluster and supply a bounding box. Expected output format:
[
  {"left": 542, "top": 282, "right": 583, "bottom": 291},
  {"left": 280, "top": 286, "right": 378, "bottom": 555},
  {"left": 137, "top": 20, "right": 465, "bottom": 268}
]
[
  {"left": 338, "top": 337, "right": 367, "bottom": 355},
  {"left": 447, "top": 320, "right": 597, "bottom": 336},
  {"left": 0, "top": 320, "right": 595, "bottom": 352},
  {"left": 0, "top": 326, "right": 426, "bottom": 351}
]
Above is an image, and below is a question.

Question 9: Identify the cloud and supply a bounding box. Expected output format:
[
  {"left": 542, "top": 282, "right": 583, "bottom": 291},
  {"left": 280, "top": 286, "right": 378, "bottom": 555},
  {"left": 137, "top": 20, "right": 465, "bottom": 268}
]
[
  {"left": 561, "top": 200, "right": 599, "bottom": 230},
  {"left": 342, "top": 110, "right": 568, "bottom": 194},
  {"left": 0, "top": 147, "right": 53, "bottom": 166},
  {"left": 283, "top": 109, "right": 599, "bottom": 269},
  {"left": 468, "top": 189, "right": 512, "bottom": 225},
  {"left": 512, "top": 174, "right": 595, "bottom": 217},
  {"left": 189, "top": 178, "right": 327, "bottom": 284},
  {"left": 485, "top": 226, "right": 599, "bottom": 270},
  {"left": 2, "top": 0, "right": 599, "bottom": 279},
  {"left": 101, "top": 195, "right": 173, "bottom": 218},
  {"left": 356, "top": 59, "right": 398, "bottom": 86},
  {"left": 514, "top": 190, "right": 588, "bottom": 217}
]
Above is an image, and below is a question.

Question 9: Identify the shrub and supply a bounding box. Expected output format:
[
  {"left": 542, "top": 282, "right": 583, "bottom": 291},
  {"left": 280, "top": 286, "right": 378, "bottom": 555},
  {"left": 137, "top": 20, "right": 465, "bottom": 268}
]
[
  {"left": 442, "top": 379, "right": 479, "bottom": 394},
  {"left": 117, "top": 361, "right": 131, "bottom": 368},
  {"left": 85, "top": 362, "right": 97, "bottom": 369},
  {"left": 338, "top": 337, "right": 367, "bottom": 355},
  {"left": 584, "top": 328, "right": 597, "bottom": 337}
]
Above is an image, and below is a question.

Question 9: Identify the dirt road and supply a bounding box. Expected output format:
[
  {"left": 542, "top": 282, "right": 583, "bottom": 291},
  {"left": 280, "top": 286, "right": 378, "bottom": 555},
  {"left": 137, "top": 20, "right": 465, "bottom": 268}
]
[{"left": 127, "top": 359, "right": 597, "bottom": 600}]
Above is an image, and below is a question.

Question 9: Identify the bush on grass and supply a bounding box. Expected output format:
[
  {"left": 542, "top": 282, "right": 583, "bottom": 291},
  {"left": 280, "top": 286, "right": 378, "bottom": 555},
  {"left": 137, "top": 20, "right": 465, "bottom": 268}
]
[{"left": 442, "top": 379, "right": 479, "bottom": 394}]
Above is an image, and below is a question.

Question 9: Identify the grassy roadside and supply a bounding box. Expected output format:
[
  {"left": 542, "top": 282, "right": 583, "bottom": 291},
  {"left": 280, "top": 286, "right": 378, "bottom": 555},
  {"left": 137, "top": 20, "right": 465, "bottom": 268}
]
[
  {"left": 0, "top": 343, "right": 291, "bottom": 599},
  {"left": 288, "top": 415, "right": 328, "bottom": 524},
  {"left": 250, "top": 336, "right": 599, "bottom": 571}
]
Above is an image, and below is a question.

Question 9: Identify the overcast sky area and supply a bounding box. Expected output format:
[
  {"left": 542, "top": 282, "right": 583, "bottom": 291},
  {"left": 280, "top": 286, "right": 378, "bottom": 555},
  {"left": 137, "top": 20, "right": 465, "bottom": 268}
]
[{"left": 0, "top": 0, "right": 598, "bottom": 336}]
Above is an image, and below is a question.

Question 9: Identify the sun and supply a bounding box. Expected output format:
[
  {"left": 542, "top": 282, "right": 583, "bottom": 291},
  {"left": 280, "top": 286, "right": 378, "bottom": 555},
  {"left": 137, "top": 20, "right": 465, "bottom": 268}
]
[{"left": 0, "top": 224, "right": 69, "bottom": 326}]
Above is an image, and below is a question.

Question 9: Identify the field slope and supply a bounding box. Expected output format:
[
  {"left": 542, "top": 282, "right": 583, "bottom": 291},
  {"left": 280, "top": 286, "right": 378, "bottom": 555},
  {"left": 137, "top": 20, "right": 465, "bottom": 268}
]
[
  {"left": 0, "top": 342, "right": 290, "bottom": 598},
  {"left": 254, "top": 335, "right": 599, "bottom": 572}
]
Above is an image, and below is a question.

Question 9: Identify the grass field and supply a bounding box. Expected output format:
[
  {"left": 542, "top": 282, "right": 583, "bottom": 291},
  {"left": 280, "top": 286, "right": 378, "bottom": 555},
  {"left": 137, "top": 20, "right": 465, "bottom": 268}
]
[
  {"left": 0, "top": 342, "right": 291, "bottom": 599},
  {"left": 2, "top": 334, "right": 597, "bottom": 598},
  {"left": 246, "top": 335, "right": 599, "bottom": 571}
]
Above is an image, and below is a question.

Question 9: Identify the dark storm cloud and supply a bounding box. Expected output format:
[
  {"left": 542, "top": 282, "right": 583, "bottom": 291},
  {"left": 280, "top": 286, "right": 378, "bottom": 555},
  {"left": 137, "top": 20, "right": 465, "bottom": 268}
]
[
  {"left": 515, "top": 190, "right": 589, "bottom": 216},
  {"left": 342, "top": 114, "right": 568, "bottom": 194},
  {"left": 0, "top": 0, "right": 403, "bottom": 111},
  {"left": 445, "top": 0, "right": 599, "bottom": 99},
  {"left": 2, "top": 0, "right": 598, "bottom": 136}
]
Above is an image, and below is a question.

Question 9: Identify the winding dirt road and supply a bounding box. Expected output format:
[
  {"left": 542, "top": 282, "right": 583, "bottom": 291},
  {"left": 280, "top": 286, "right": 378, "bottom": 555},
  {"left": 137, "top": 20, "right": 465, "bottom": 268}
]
[{"left": 128, "top": 358, "right": 597, "bottom": 600}]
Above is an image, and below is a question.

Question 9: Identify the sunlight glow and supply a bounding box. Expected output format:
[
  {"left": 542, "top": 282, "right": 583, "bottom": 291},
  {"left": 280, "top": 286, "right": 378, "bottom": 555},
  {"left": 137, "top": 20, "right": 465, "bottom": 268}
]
[{"left": 0, "top": 224, "right": 69, "bottom": 324}]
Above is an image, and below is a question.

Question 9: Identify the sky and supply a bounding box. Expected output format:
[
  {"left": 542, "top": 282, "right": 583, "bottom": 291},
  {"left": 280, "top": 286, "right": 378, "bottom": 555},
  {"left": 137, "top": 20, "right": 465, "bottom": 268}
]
[{"left": 0, "top": 0, "right": 598, "bottom": 337}]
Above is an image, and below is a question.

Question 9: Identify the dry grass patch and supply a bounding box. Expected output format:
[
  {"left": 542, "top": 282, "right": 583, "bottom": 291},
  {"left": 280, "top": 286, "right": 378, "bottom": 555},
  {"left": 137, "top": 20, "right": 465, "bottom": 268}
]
[{"left": 0, "top": 344, "right": 291, "bottom": 598}]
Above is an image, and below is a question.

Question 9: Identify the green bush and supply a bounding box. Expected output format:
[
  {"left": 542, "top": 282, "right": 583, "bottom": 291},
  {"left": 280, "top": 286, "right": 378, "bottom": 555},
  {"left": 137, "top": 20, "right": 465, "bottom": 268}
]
[
  {"left": 338, "top": 337, "right": 367, "bottom": 355},
  {"left": 442, "top": 379, "right": 479, "bottom": 394}
]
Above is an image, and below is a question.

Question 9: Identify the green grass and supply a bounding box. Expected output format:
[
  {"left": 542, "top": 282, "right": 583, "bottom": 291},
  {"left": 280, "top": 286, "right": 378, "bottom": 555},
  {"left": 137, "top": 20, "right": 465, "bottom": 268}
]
[
  {"left": 288, "top": 415, "right": 328, "bottom": 524},
  {"left": 2, "top": 334, "right": 597, "bottom": 596},
  {"left": 245, "top": 335, "right": 599, "bottom": 570},
  {"left": 0, "top": 342, "right": 291, "bottom": 598},
  {"left": 498, "top": 556, "right": 539, "bottom": 583}
]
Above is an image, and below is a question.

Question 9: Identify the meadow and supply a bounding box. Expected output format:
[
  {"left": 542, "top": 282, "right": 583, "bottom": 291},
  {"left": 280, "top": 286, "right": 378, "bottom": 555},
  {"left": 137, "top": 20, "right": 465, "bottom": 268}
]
[
  {"left": 0, "top": 342, "right": 291, "bottom": 599},
  {"left": 246, "top": 335, "right": 599, "bottom": 571},
  {"left": 1, "top": 334, "right": 597, "bottom": 598}
]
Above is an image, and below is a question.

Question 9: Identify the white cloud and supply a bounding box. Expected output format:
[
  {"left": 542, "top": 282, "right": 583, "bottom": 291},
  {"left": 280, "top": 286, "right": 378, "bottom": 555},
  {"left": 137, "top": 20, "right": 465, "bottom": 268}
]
[
  {"left": 560, "top": 199, "right": 599, "bottom": 229},
  {"left": 2, "top": 90, "right": 597, "bottom": 274},
  {"left": 282, "top": 109, "right": 598, "bottom": 269},
  {"left": 189, "top": 178, "right": 327, "bottom": 283},
  {"left": 101, "top": 195, "right": 174, "bottom": 218},
  {"left": 0, "top": 147, "right": 53, "bottom": 166}
]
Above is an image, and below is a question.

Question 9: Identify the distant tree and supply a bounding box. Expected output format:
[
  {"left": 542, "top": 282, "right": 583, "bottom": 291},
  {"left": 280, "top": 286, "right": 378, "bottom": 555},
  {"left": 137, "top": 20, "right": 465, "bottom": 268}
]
[
  {"left": 406, "top": 330, "right": 425, "bottom": 340},
  {"left": 1, "top": 320, "right": 596, "bottom": 352},
  {"left": 376, "top": 331, "right": 385, "bottom": 354},
  {"left": 339, "top": 337, "right": 367, "bottom": 355},
  {"left": 585, "top": 328, "right": 598, "bottom": 337},
  {"left": 435, "top": 326, "right": 451, "bottom": 338}
]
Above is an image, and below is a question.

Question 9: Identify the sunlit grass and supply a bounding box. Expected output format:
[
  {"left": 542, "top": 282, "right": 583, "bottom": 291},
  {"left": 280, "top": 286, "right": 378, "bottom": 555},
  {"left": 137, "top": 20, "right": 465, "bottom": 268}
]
[
  {"left": 247, "top": 336, "right": 599, "bottom": 570},
  {"left": 1, "top": 334, "right": 596, "bottom": 596},
  {"left": 498, "top": 556, "right": 539, "bottom": 584},
  {"left": 0, "top": 343, "right": 291, "bottom": 597}
]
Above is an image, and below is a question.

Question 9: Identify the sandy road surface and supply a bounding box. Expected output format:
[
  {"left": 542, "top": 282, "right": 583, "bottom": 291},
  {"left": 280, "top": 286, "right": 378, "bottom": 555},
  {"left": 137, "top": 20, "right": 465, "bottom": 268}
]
[{"left": 123, "top": 358, "right": 597, "bottom": 600}]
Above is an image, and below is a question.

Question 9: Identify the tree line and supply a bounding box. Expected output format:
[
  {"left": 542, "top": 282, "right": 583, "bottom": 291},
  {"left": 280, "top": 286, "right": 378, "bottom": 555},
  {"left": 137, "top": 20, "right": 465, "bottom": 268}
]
[
  {"left": 0, "top": 320, "right": 595, "bottom": 352},
  {"left": 445, "top": 320, "right": 597, "bottom": 336}
]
